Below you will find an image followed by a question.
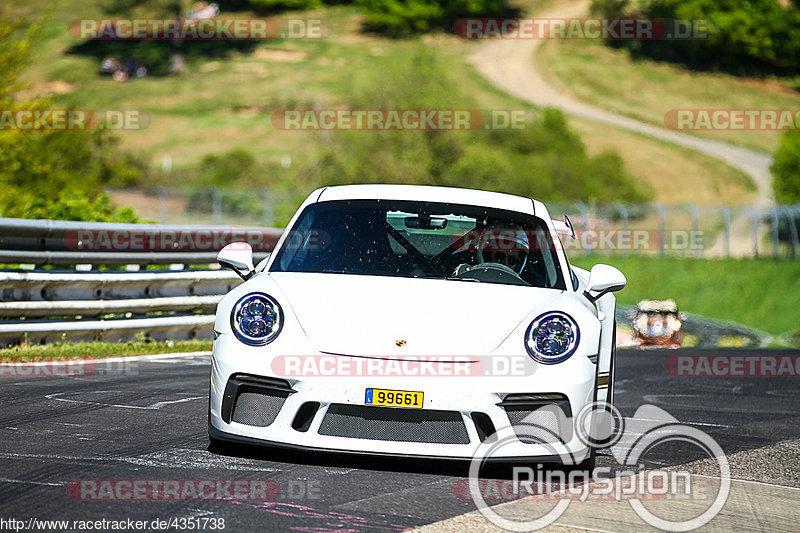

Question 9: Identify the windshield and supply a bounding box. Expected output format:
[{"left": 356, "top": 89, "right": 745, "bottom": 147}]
[{"left": 270, "top": 200, "right": 566, "bottom": 289}]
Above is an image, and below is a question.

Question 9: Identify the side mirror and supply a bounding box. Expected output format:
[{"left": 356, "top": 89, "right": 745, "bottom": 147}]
[
  {"left": 217, "top": 242, "right": 255, "bottom": 280},
  {"left": 584, "top": 264, "right": 626, "bottom": 303}
]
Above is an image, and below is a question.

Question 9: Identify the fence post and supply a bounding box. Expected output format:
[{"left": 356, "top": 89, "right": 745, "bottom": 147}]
[
  {"left": 784, "top": 206, "right": 800, "bottom": 259},
  {"left": 719, "top": 206, "right": 731, "bottom": 259},
  {"left": 747, "top": 206, "right": 759, "bottom": 258},
  {"left": 262, "top": 188, "right": 274, "bottom": 227},
  {"left": 156, "top": 186, "right": 168, "bottom": 224},
  {"left": 771, "top": 207, "right": 780, "bottom": 259},
  {"left": 653, "top": 203, "right": 666, "bottom": 257},
  {"left": 575, "top": 200, "right": 589, "bottom": 224},
  {"left": 613, "top": 202, "right": 628, "bottom": 256},
  {"left": 211, "top": 188, "right": 222, "bottom": 225},
  {"left": 686, "top": 203, "right": 700, "bottom": 257}
]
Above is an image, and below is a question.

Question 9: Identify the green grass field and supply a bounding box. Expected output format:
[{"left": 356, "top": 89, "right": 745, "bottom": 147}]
[
  {"left": 573, "top": 255, "right": 800, "bottom": 339},
  {"left": 537, "top": 39, "right": 800, "bottom": 155},
  {"left": 14, "top": 1, "right": 758, "bottom": 209},
  {"left": 0, "top": 339, "right": 212, "bottom": 362}
]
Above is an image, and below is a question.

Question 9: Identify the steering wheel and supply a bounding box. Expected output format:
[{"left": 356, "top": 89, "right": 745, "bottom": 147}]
[{"left": 451, "top": 262, "right": 530, "bottom": 286}]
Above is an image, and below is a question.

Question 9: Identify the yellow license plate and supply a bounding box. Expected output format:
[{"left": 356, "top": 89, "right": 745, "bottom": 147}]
[{"left": 365, "top": 388, "right": 424, "bottom": 408}]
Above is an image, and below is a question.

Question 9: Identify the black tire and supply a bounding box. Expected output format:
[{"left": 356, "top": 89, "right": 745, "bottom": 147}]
[{"left": 577, "top": 447, "right": 596, "bottom": 475}]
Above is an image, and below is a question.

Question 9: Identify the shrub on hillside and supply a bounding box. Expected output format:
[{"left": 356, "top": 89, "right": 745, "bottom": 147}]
[
  {"left": 357, "top": 0, "right": 515, "bottom": 37},
  {"left": 771, "top": 130, "right": 800, "bottom": 204},
  {"left": 590, "top": 0, "right": 800, "bottom": 76},
  {"left": 21, "top": 192, "right": 139, "bottom": 222},
  {"left": 0, "top": 9, "right": 146, "bottom": 222},
  {"left": 305, "top": 46, "right": 652, "bottom": 204}
]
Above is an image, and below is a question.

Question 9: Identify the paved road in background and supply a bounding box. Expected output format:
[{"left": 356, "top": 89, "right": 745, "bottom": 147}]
[
  {"left": 1, "top": 349, "right": 798, "bottom": 532},
  {"left": 469, "top": 0, "right": 773, "bottom": 205}
]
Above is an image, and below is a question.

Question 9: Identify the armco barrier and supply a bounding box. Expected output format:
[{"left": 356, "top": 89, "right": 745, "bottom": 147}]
[{"left": 0, "top": 217, "right": 281, "bottom": 346}]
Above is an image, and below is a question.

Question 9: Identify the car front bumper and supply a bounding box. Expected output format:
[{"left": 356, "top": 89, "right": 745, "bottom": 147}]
[{"left": 209, "top": 338, "right": 598, "bottom": 462}]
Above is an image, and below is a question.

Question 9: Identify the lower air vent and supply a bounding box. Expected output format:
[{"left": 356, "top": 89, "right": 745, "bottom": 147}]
[
  {"left": 221, "top": 374, "right": 296, "bottom": 427},
  {"left": 231, "top": 391, "right": 287, "bottom": 427},
  {"left": 318, "top": 404, "right": 470, "bottom": 444},
  {"left": 499, "top": 394, "right": 572, "bottom": 444}
]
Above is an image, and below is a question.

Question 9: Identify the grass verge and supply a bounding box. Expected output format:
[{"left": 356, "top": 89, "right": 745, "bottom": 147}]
[
  {"left": 0, "top": 339, "right": 212, "bottom": 363},
  {"left": 573, "top": 255, "right": 800, "bottom": 337}
]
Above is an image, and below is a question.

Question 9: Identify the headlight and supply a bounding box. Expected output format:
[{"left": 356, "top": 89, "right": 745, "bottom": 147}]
[
  {"left": 230, "top": 293, "right": 283, "bottom": 346},
  {"left": 525, "top": 312, "right": 580, "bottom": 364}
]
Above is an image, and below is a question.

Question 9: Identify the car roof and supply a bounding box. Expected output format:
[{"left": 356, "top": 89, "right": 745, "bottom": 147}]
[{"left": 315, "top": 184, "right": 546, "bottom": 218}]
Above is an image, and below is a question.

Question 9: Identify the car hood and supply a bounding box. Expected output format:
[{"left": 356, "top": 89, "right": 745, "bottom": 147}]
[{"left": 269, "top": 272, "right": 563, "bottom": 356}]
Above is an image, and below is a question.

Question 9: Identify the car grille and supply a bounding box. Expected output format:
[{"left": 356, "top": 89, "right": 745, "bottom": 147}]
[
  {"left": 318, "top": 404, "right": 470, "bottom": 444},
  {"left": 505, "top": 407, "right": 564, "bottom": 444},
  {"left": 500, "top": 394, "right": 573, "bottom": 444},
  {"left": 231, "top": 390, "right": 288, "bottom": 427}
]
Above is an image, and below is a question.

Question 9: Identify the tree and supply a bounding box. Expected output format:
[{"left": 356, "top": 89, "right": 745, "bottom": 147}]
[{"left": 0, "top": 7, "right": 146, "bottom": 221}]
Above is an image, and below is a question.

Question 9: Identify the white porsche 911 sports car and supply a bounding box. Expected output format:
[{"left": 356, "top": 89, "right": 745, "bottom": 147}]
[{"left": 208, "top": 184, "right": 625, "bottom": 466}]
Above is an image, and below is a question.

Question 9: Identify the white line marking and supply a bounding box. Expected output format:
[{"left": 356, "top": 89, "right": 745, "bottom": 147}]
[
  {"left": 45, "top": 391, "right": 205, "bottom": 410},
  {"left": 689, "top": 473, "right": 800, "bottom": 491},
  {"left": 628, "top": 416, "right": 730, "bottom": 428},
  {"left": 0, "top": 478, "right": 64, "bottom": 487},
  {"left": 0, "top": 351, "right": 210, "bottom": 369}
]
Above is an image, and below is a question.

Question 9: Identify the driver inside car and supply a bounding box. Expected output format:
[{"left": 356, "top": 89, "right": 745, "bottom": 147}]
[{"left": 453, "top": 224, "right": 531, "bottom": 277}]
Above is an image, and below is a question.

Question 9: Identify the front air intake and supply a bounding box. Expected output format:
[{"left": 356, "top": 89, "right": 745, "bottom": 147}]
[
  {"left": 221, "top": 374, "right": 296, "bottom": 427},
  {"left": 498, "top": 394, "right": 572, "bottom": 444},
  {"left": 318, "top": 404, "right": 470, "bottom": 444}
]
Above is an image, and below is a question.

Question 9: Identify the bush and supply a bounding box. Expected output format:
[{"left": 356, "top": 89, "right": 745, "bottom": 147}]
[
  {"left": 0, "top": 9, "right": 147, "bottom": 222},
  {"left": 304, "top": 45, "right": 652, "bottom": 204},
  {"left": 357, "top": 0, "right": 516, "bottom": 37},
  {"left": 771, "top": 130, "right": 800, "bottom": 204},
  {"left": 21, "top": 192, "right": 139, "bottom": 222},
  {"left": 591, "top": 0, "right": 800, "bottom": 76},
  {"left": 198, "top": 148, "right": 260, "bottom": 188},
  {"left": 184, "top": 148, "right": 272, "bottom": 220}
]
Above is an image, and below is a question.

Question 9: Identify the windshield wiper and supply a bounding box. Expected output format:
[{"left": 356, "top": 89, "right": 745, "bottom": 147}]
[{"left": 445, "top": 277, "right": 481, "bottom": 283}]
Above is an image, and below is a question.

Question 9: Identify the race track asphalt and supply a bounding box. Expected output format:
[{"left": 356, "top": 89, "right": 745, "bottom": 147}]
[{"left": 1, "top": 348, "right": 798, "bottom": 532}]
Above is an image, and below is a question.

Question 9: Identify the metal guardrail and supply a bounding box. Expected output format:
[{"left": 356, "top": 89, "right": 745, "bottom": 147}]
[
  {"left": 0, "top": 217, "right": 282, "bottom": 346},
  {"left": 0, "top": 217, "right": 277, "bottom": 266},
  {"left": 0, "top": 269, "right": 244, "bottom": 346}
]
